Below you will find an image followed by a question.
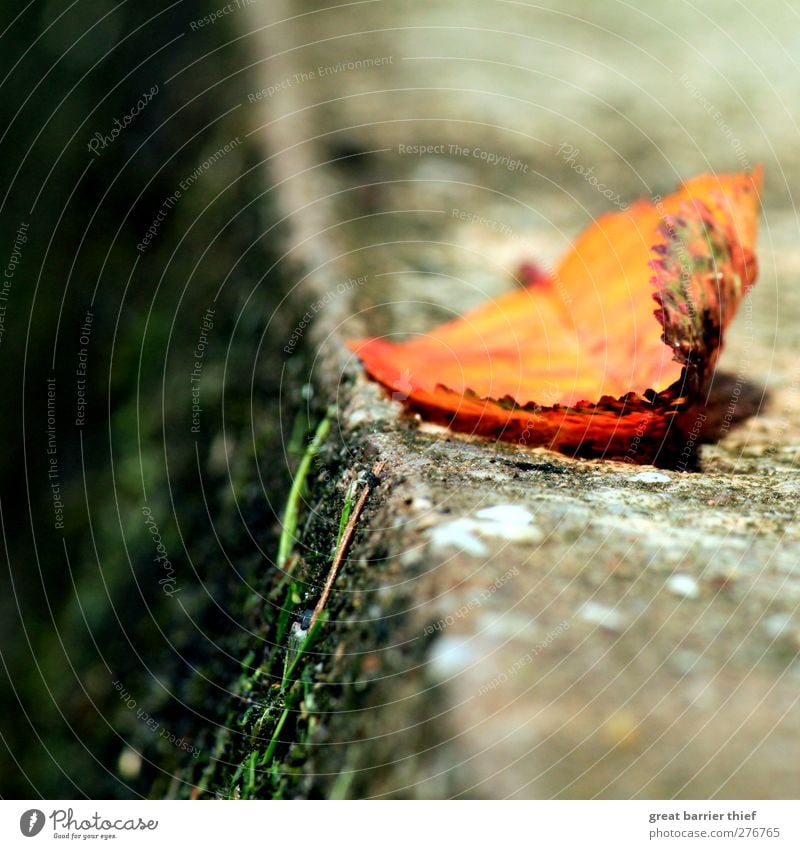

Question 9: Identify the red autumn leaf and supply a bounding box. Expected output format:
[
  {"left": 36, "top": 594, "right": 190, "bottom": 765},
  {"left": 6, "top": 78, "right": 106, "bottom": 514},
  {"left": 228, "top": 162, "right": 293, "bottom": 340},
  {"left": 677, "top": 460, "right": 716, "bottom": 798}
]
[{"left": 348, "top": 169, "right": 762, "bottom": 466}]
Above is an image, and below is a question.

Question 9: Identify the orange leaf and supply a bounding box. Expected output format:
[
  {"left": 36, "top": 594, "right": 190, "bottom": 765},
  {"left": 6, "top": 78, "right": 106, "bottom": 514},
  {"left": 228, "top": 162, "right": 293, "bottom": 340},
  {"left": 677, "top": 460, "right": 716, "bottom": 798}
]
[{"left": 348, "top": 169, "right": 762, "bottom": 466}]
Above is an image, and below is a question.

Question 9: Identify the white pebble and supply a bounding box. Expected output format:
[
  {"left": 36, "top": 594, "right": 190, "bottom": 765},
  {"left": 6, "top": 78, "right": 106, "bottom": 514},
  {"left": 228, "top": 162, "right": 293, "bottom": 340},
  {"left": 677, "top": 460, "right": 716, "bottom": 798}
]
[
  {"left": 474, "top": 504, "right": 543, "bottom": 543},
  {"left": 427, "top": 519, "right": 489, "bottom": 557},
  {"left": 428, "top": 636, "right": 474, "bottom": 678},
  {"left": 578, "top": 601, "right": 625, "bottom": 632},
  {"left": 630, "top": 471, "right": 671, "bottom": 484},
  {"left": 763, "top": 613, "right": 793, "bottom": 639},
  {"left": 475, "top": 504, "right": 534, "bottom": 524},
  {"left": 347, "top": 408, "right": 372, "bottom": 427},
  {"left": 666, "top": 573, "right": 700, "bottom": 599},
  {"left": 478, "top": 522, "right": 543, "bottom": 543}
]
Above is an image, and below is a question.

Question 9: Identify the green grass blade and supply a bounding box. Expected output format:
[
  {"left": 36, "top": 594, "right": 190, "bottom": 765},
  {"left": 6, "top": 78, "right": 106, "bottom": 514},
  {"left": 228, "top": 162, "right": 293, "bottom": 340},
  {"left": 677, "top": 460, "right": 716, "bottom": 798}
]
[{"left": 277, "top": 413, "right": 331, "bottom": 570}]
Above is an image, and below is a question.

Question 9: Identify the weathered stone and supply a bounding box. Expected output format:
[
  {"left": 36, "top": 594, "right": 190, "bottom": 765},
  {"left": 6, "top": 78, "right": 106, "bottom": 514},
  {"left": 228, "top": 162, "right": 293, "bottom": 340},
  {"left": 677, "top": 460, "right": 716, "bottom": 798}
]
[{"left": 245, "top": 0, "right": 800, "bottom": 798}]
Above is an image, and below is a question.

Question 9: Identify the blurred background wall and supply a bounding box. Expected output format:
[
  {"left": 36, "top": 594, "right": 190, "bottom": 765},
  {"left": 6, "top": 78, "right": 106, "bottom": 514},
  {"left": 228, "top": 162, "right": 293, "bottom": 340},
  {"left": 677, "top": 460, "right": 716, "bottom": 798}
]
[
  {"left": 1, "top": 0, "right": 797, "bottom": 799},
  {"left": 0, "top": 1, "right": 295, "bottom": 797}
]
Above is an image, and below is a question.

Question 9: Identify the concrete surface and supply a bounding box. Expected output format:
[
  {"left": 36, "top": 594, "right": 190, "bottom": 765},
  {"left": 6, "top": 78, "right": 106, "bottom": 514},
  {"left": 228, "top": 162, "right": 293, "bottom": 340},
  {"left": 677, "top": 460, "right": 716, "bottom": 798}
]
[{"left": 243, "top": 0, "right": 800, "bottom": 797}]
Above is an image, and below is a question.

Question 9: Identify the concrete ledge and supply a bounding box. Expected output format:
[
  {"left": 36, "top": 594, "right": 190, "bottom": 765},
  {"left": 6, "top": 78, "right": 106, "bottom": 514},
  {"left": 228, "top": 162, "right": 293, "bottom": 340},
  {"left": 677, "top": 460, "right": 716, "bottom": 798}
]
[{"left": 244, "top": 0, "right": 800, "bottom": 798}]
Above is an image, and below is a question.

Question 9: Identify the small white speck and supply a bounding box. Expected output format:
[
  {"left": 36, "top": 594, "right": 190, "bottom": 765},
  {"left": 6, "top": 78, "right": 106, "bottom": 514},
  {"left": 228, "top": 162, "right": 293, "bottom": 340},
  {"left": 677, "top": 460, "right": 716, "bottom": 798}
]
[
  {"left": 347, "top": 409, "right": 371, "bottom": 426},
  {"left": 427, "top": 519, "right": 489, "bottom": 557},
  {"left": 763, "top": 613, "right": 793, "bottom": 639},
  {"left": 479, "top": 522, "right": 543, "bottom": 543},
  {"left": 474, "top": 504, "right": 543, "bottom": 543},
  {"left": 428, "top": 636, "right": 474, "bottom": 677},
  {"left": 475, "top": 504, "right": 533, "bottom": 524},
  {"left": 467, "top": 468, "right": 504, "bottom": 481},
  {"left": 117, "top": 747, "right": 142, "bottom": 780},
  {"left": 630, "top": 471, "right": 671, "bottom": 484},
  {"left": 578, "top": 601, "right": 625, "bottom": 632},
  {"left": 666, "top": 573, "right": 700, "bottom": 599},
  {"left": 671, "top": 649, "right": 703, "bottom": 674}
]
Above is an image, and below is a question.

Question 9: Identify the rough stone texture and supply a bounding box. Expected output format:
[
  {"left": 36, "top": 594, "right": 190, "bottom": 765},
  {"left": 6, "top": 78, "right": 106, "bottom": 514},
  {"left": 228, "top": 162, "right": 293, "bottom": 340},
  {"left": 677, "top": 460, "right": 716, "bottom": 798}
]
[{"left": 245, "top": 1, "right": 799, "bottom": 797}]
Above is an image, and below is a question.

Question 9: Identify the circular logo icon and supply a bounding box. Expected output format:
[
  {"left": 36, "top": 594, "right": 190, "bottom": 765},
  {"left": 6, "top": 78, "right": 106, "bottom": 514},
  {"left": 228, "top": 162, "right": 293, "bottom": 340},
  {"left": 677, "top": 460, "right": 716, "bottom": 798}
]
[{"left": 19, "top": 809, "right": 45, "bottom": 837}]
